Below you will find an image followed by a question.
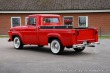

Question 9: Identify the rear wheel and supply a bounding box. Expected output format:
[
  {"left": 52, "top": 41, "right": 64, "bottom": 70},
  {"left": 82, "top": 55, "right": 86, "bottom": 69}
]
[
  {"left": 13, "top": 36, "right": 23, "bottom": 49},
  {"left": 73, "top": 47, "right": 85, "bottom": 52},
  {"left": 50, "top": 39, "right": 64, "bottom": 55}
]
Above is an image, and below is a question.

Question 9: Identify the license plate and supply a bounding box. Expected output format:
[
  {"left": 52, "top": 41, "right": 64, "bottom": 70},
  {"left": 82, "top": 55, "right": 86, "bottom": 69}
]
[{"left": 83, "top": 41, "right": 87, "bottom": 45}]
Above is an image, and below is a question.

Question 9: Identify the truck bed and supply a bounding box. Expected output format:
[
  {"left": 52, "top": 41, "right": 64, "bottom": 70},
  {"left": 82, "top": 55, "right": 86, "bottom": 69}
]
[{"left": 39, "top": 26, "right": 98, "bottom": 46}]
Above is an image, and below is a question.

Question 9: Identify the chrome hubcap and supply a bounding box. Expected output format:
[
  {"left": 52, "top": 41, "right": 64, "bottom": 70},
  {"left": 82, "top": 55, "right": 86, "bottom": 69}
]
[{"left": 14, "top": 37, "right": 20, "bottom": 48}]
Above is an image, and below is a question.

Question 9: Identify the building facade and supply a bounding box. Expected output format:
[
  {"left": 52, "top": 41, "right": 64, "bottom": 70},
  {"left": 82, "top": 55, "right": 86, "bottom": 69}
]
[{"left": 0, "top": 0, "right": 110, "bottom": 35}]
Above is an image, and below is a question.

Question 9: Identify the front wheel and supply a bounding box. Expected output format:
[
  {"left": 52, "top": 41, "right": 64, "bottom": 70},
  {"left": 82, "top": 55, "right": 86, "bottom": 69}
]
[
  {"left": 73, "top": 47, "right": 85, "bottom": 52},
  {"left": 13, "top": 36, "right": 23, "bottom": 49},
  {"left": 50, "top": 39, "right": 64, "bottom": 55}
]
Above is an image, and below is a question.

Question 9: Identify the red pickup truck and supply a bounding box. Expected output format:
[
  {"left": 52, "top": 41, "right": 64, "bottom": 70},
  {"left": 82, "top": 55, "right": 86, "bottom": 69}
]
[{"left": 8, "top": 14, "right": 99, "bottom": 54}]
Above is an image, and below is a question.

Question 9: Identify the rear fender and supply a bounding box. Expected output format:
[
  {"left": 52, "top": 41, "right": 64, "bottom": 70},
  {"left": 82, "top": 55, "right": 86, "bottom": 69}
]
[{"left": 48, "top": 33, "right": 64, "bottom": 45}]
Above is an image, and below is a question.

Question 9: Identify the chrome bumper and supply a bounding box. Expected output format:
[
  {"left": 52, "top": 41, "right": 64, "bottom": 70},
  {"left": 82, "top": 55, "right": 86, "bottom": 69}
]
[{"left": 73, "top": 42, "right": 100, "bottom": 48}]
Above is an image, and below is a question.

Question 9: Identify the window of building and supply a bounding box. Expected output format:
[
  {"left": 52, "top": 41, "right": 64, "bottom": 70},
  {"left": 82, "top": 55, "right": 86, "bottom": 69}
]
[
  {"left": 78, "top": 16, "right": 88, "bottom": 27},
  {"left": 29, "top": 18, "right": 36, "bottom": 25},
  {"left": 11, "top": 17, "right": 21, "bottom": 27},
  {"left": 25, "top": 17, "right": 29, "bottom": 25},
  {"left": 63, "top": 16, "right": 73, "bottom": 26},
  {"left": 43, "top": 18, "right": 59, "bottom": 23}
]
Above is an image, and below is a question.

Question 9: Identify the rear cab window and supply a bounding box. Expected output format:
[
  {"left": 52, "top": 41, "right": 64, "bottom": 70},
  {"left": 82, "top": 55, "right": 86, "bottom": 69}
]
[
  {"left": 43, "top": 17, "right": 60, "bottom": 26},
  {"left": 43, "top": 18, "right": 59, "bottom": 23}
]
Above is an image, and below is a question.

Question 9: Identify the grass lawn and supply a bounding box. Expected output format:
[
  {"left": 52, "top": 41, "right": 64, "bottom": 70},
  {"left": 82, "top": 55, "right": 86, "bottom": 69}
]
[
  {"left": 0, "top": 35, "right": 9, "bottom": 38},
  {"left": 99, "top": 36, "right": 110, "bottom": 39}
]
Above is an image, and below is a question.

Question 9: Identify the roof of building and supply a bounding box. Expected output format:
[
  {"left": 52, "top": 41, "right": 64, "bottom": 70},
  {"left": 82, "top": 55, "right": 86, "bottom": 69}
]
[
  {"left": 0, "top": 0, "right": 110, "bottom": 11},
  {"left": 29, "top": 14, "right": 60, "bottom": 17}
]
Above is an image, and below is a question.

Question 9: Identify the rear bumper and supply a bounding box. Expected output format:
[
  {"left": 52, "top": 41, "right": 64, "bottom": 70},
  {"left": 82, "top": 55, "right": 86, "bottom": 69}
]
[{"left": 73, "top": 42, "right": 100, "bottom": 48}]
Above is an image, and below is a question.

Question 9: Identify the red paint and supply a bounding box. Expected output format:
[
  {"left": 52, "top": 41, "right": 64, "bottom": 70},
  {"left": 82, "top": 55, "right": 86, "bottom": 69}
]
[{"left": 8, "top": 14, "right": 98, "bottom": 47}]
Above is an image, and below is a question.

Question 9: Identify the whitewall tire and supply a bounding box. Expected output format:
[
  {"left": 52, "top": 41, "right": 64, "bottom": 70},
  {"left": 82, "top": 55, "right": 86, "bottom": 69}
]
[
  {"left": 13, "top": 36, "right": 23, "bottom": 49},
  {"left": 50, "top": 39, "right": 64, "bottom": 55}
]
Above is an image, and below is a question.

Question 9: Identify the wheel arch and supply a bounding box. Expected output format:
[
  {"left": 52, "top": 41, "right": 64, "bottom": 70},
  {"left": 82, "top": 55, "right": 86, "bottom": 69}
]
[
  {"left": 12, "top": 32, "right": 24, "bottom": 44},
  {"left": 48, "top": 33, "right": 64, "bottom": 46},
  {"left": 48, "top": 37, "right": 60, "bottom": 43},
  {"left": 48, "top": 37, "right": 64, "bottom": 47}
]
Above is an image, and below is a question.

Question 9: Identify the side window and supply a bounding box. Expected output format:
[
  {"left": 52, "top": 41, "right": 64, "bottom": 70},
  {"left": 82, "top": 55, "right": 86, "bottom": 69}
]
[
  {"left": 11, "top": 17, "right": 21, "bottom": 27},
  {"left": 78, "top": 16, "right": 88, "bottom": 27},
  {"left": 29, "top": 18, "right": 36, "bottom": 25},
  {"left": 64, "top": 16, "right": 73, "bottom": 26}
]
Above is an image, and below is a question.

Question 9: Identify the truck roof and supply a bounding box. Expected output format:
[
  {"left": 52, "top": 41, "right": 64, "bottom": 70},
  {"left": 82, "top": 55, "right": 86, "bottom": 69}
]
[{"left": 29, "top": 14, "right": 60, "bottom": 17}]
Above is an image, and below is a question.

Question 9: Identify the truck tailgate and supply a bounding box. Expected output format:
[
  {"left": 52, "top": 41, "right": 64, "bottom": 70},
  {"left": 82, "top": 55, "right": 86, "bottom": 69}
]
[{"left": 75, "top": 28, "right": 96, "bottom": 43}]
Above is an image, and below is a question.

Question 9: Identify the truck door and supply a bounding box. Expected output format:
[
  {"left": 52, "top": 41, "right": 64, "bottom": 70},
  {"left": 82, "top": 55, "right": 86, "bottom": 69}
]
[{"left": 23, "top": 17, "right": 38, "bottom": 44}]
